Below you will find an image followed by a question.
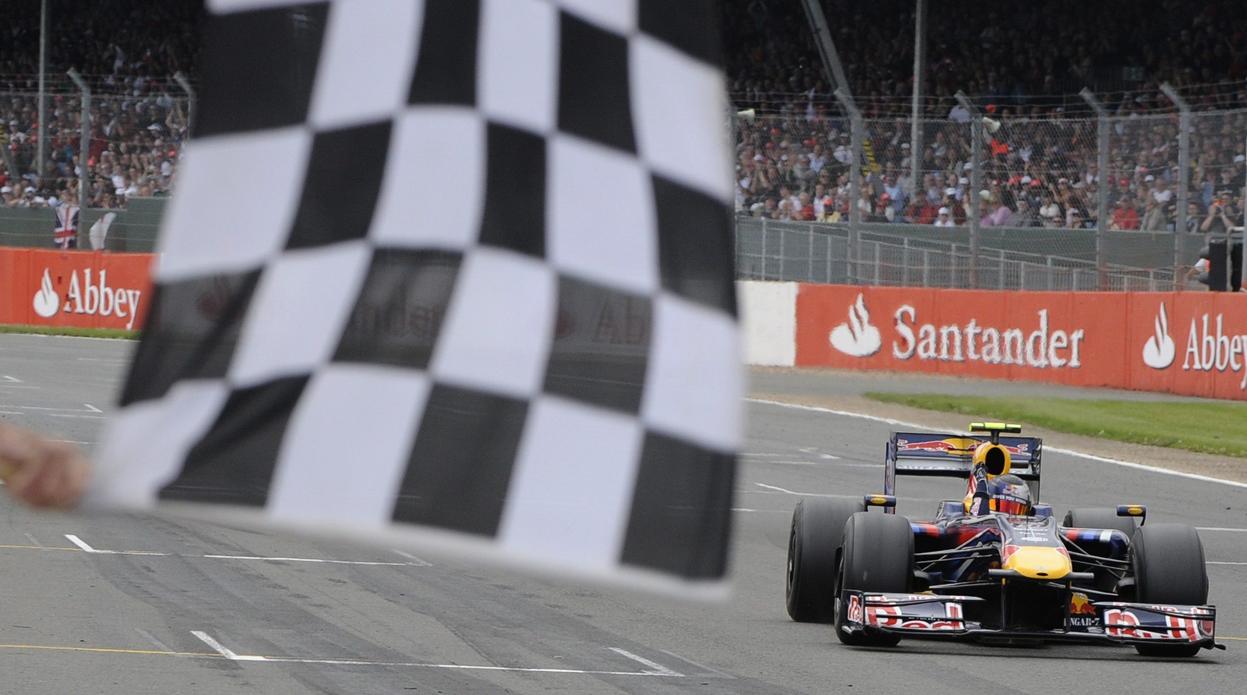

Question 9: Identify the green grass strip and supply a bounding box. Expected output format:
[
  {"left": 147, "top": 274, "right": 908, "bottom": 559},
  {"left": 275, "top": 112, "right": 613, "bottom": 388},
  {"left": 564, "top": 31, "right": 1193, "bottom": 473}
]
[
  {"left": 864, "top": 392, "right": 1247, "bottom": 458},
  {"left": 0, "top": 324, "right": 139, "bottom": 340}
]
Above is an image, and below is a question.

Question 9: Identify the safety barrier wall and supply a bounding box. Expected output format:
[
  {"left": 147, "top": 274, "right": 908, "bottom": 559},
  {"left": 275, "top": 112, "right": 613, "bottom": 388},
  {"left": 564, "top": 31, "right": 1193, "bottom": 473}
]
[
  {"left": 0, "top": 248, "right": 153, "bottom": 331},
  {"left": 739, "top": 281, "right": 1247, "bottom": 401}
]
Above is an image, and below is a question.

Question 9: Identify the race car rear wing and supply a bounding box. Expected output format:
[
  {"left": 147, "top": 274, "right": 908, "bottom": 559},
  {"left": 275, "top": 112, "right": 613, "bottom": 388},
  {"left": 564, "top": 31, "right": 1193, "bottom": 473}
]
[{"left": 884, "top": 431, "right": 1043, "bottom": 501}]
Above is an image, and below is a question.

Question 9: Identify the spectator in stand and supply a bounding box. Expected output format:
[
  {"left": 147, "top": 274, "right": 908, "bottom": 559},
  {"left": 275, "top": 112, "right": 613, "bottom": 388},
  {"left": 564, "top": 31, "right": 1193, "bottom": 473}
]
[
  {"left": 979, "top": 190, "right": 1011, "bottom": 226},
  {"left": 1110, "top": 195, "right": 1141, "bottom": 230},
  {"left": 933, "top": 206, "right": 955, "bottom": 227},
  {"left": 1008, "top": 198, "right": 1038, "bottom": 227},
  {"left": 1200, "top": 191, "right": 1236, "bottom": 235},
  {"left": 1140, "top": 196, "right": 1168, "bottom": 231}
]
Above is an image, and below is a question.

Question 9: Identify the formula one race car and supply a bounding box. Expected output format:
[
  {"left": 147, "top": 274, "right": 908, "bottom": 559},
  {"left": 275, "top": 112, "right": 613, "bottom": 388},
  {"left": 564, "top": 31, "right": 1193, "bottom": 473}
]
[{"left": 785, "top": 422, "right": 1222, "bottom": 656}]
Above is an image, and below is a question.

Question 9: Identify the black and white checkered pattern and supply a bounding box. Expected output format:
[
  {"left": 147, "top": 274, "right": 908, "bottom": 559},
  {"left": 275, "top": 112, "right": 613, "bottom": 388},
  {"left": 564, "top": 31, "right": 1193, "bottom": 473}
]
[{"left": 91, "top": 0, "right": 739, "bottom": 591}]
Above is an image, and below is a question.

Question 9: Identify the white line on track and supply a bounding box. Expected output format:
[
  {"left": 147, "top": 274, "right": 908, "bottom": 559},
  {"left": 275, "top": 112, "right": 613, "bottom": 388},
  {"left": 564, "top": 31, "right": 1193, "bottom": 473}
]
[
  {"left": 1197, "top": 527, "right": 1247, "bottom": 533},
  {"left": 191, "top": 631, "right": 265, "bottom": 661},
  {"left": 1, "top": 375, "right": 20, "bottom": 382},
  {"left": 1206, "top": 561, "right": 1247, "bottom": 566},
  {"left": 202, "top": 554, "right": 413, "bottom": 567},
  {"left": 607, "top": 648, "right": 682, "bottom": 677},
  {"left": 657, "top": 648, "right": 736, "bottom": 679},
  {"left": 190, "top": 631, "right": 683, "bottom": 676},
  {"left": 61, "top": 534, "right": 428, "bottom": 566},
  {"left": 391, "top": 549, "right": 433, "bottom": 567},
  {"left": 64, "top": 534, "right": 105, "bottom": 553},
  {"left": 135, "top": 628, "right": 174, "bottom": 653},
  {"left": 22, "top": 533, "right": 42, "bottom": 548},
  {"left": 748, "top": 398, "right": 1247, "bottom": 490},
  {"left": 755, "top": 482, "right": 859, "bottom": 499}
]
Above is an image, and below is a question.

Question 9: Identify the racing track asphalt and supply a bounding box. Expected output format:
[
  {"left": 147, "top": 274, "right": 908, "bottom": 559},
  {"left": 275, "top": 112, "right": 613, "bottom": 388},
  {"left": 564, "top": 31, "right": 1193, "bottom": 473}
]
[{"left": 0, "top": 333, "right": 1245, "bottom": 694}]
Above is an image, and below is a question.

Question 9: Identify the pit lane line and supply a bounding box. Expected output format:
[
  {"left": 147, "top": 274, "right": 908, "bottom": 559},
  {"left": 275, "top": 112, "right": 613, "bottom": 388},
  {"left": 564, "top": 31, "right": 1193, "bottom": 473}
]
[
  {"left": 0, "top": 637, "right": 692, "bottom": 678},
  {"left": 748, "top": 398, "right": 1247, "bottom": 491},
  {"left": 190, "top": 630, "right": 687, "bottom": 677},
  {"left": 0, "top": 534, "right": 430, "bottom": 568}
]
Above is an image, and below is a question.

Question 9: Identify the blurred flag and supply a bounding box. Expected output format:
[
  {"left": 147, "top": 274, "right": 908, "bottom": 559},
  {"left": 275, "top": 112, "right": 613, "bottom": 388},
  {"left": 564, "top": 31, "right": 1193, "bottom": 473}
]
[{"left": 89, "top": 0, "right": 739, "bottom": 594}]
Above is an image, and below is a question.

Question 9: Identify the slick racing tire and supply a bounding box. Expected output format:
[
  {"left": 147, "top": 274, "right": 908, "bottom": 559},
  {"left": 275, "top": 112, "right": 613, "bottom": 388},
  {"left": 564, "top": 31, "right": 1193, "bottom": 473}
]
[
  {"left": 1063, "top": 508, "right": 1137, "bottom": 539},
  {"left": 786, "top": 498, "right": 865, "bottom": 622},
  {"left": 1131, "top": 523, "right": 1209, "bottom": 658},
  {"left": 834, "top": 511, "right": 913, "bottom": 646}
]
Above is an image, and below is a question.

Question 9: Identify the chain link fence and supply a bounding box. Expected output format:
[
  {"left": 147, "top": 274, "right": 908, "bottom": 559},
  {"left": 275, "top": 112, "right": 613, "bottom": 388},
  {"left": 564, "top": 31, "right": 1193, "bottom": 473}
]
[{"left": 734, "top": 102, "right": 1247, "bottom": 290}]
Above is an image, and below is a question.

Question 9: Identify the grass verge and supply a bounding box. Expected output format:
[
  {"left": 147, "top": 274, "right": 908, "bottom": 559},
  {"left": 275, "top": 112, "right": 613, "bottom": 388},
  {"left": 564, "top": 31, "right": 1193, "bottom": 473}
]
[
  {"left": 864, "top": 392, "right": 1247, "bottom": 458},
  {"left": 0, "top": 324, "right": 139, "bottom": 340}
]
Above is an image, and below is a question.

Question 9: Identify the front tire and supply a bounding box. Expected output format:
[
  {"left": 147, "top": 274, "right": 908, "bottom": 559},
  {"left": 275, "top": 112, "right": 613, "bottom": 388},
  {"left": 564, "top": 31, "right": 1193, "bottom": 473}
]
[
  {"left": 834, "top": 511, "right": 914, "bottom": 646},
  {"left": 1063, "top": 508, "right": 1137, "bottom": 539},
  {"left": 1131, "top": 523, "right": 1208, "bottom": 657},
  {"left": 785, "top": 498, "right": 865, "bottom": 622}
]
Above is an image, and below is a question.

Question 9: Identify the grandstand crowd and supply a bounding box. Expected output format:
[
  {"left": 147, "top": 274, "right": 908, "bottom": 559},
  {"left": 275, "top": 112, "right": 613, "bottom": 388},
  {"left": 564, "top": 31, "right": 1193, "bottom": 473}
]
[
  {"left": 0, "top": 0, "right": 1243, "bottom": 232},
  {"left": 728, "top": 0, "right": 1247, "bottom": 231},
  {"left": 0, "top": 0, "right": 197, "bottom": 210}
]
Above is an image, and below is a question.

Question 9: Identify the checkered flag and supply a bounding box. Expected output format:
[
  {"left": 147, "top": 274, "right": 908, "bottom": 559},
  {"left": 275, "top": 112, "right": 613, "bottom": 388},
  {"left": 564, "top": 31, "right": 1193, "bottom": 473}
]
[{"left": 89, "top": 0, "right": 740, "bottom": 593}]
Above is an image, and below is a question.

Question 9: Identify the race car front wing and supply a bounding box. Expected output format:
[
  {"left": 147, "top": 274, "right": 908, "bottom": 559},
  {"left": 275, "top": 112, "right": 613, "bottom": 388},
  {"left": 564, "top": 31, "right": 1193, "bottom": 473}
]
[{"left": 840, "top": 591, "right": 1223, "bottom": 650}]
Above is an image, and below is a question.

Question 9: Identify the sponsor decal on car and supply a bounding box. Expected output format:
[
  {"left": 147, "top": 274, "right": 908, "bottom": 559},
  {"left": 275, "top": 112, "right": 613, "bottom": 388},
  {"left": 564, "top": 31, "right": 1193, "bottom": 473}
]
[
  {"left": 846, "top": 594, "right": 863, "bottom": 624},
  {"left": 1103, "top": 607, "right": 1208, "bottom": 642}
]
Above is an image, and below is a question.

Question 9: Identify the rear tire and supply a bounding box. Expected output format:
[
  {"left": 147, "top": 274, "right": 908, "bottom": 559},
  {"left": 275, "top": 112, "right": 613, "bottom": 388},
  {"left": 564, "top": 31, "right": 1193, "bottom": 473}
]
[
  {"left": 1131, "top": 523, "right": 1208, "bottom": 658},
  {"left": 1063, "top": 508, "right": 1137, "bottom": 539},
  {"left": 785, "top": 498, "right": 865, "bottom": 622},
  {"left": 834, "top": 511, "right": 913, "bottom": 646}
]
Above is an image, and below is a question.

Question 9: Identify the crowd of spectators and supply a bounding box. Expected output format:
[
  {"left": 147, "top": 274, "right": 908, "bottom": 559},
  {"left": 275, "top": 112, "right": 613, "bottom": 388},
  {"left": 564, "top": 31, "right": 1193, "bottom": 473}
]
[
  {"left": 726, "top": 0, "right": 1247, "bottom": 232},
  {"left": 0, "top": 0, "right": 199, "bottom": 211}
]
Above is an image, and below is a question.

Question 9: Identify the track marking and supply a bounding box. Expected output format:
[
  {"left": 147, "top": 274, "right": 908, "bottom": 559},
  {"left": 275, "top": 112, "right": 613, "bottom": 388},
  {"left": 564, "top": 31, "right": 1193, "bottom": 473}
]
[
  {"left": 657, "top": 649, "right": 736, "bottom": 679},
  {"left": 748, "top": 398, "right": 1247, "bottom": 490},
  {"left": 22, "top": 533, "right": 42, "bottom": 548},
  {"left": 202, "top": 554, "right": 412, "bottom": 567},
  {"left": 1197, "top": 527, "right": 1247, "bottom": 533},
  {"left": 607, "top": 648, "right": 682, "bottom": 677},
  {"left": 134, "top": 628, "right": 174, "bottom": 653},
  {"left": 58, "top": 534, "right": 426, "bottom": 566},
  {"left": 83, "top": 403, "right": 102, "bottom": 413},
  {"left": 755, "top": 482, "right": 859, "bottom": 499},
  {"left": 1206, "top": 561, "right": 1247, "bottom": 566},
  {"left": 391, "top": 549, "right": 433, "bottom": 567},
  {"left": 64, "top": 534, "right": 107, "bottom": 554},
  {"left": 191, "top": 631, "right": 266, "bottom": 662},
  {"left": 1, "top": 375, "right": 20, "bottom": 382},
  {"left": 0, "top": 642, "right": 218, "bottom": 658}
]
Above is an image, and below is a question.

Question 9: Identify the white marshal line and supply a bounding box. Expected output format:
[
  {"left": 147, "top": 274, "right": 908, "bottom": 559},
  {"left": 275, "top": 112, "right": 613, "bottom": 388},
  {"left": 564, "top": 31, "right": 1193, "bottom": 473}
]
[
  {"left": 201, "top": 554, "right": 413, "bottom": 567},
  {"left": 754, "top": 482, "right": 858, "bottom": 499},
  {"left": 607, "top": 648, "right": 682, "bottom": 677},
  {"left": 187, "top": 633, "right": 681, "bottom": 676},
  {"left": 64, "top": 534, "right": 107, "bottom": 554},
  {"left": 1197, "top": 527, "right": 1247, "bottom": 533},
  {"left": 191, "top": 631, "right": 266, "bottom": 662},
  {"left": 1206, "top": 561, "right": 1247, "bottom": 566},
  {"left": 391, "top": 549, "right": 433, "bottom": 567},
  {"left": 748, "top": 398, "right": 1247, "bottom": 490}
]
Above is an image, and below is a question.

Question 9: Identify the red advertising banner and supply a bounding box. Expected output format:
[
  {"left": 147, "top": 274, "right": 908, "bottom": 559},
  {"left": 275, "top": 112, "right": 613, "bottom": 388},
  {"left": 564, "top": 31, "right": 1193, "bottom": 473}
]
[
  {"left": 796, "top": 284, "right": 1247, "bottom": 401},
  {"left": 0, "top": 248, "right": 153, "bottom": 331}
]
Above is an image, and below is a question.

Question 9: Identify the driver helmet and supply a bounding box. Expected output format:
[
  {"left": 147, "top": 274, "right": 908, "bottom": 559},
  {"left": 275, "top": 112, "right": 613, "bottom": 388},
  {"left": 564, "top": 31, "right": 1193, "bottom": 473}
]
[{"left": 988, "top": 474, "right": 1033, "bottom": 515}]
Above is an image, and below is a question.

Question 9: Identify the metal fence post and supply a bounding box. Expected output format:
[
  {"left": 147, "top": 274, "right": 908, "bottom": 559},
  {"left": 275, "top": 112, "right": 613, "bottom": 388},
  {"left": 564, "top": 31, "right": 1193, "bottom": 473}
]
[
  {"left": 835, "top": 88, "right": 863, "bottom": 285},
  {"left": 955, "top": 91, "right": 981, "bottom": 288},
  {"left": 1080, "top": 88, "right": 1109, "bottom": 290},
  {"left": 807, "top": 225, "right": 815, "bottom": 281},
  {"left": 174, "top": 71, "right": 196, "bottom": 138},
  {"left": 760, "top": 218, "right": 769, "bottom": 280},
  {"left": 1160, "top": 84, "right": 1190, "bottom": 283},
  {"left": 67, "top": 69, "right": 90, "bottom": 212}
]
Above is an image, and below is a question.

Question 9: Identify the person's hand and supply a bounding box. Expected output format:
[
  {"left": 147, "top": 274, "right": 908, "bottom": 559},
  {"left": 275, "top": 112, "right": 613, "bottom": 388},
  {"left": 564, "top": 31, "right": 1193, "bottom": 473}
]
[{"left": 0, "top": 423, "right": 89, "bottom": 509}]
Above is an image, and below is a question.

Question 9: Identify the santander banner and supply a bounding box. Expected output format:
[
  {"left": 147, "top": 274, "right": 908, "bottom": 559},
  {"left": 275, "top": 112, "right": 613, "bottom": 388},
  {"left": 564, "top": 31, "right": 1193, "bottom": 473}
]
[
  {"left": 795, "top": 285, "right": 1247, "bottom": 401},
  {"left": 0, "top": 248, "right": 153, "bottom": 331}
]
